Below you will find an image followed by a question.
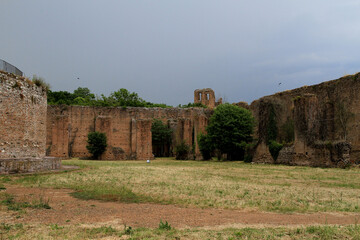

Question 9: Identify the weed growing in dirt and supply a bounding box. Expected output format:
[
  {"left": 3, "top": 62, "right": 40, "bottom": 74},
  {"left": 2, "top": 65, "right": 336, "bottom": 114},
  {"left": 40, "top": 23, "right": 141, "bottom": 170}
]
[{"left": 158, "top": 220, "right": 172, "bottom": 230}]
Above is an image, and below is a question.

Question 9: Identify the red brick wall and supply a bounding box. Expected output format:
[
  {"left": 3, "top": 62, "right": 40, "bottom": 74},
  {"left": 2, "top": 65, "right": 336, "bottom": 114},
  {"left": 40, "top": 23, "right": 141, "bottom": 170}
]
[
  {"left": 0, "top": 71, "right": 47, "bottom": 159},
  {"left": 46, "top": 106, "right": 212, "bottom": 160}
]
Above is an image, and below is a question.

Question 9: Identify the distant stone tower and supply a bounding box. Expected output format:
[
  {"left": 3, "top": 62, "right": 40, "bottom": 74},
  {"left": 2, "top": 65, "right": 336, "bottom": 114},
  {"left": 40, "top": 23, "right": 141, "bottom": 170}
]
[{"left": 194, "top": 88, "right": 222, "bottom": 109}]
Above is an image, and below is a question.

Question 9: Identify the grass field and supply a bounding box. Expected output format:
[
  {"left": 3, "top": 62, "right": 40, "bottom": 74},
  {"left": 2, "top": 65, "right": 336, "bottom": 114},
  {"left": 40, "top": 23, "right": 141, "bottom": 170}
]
[
  {"left": 2, "top": 158, "right": 360, "bottom": 239},
  {"left": 8, "top": 158, "right": 360, "bottom": 213},
  {"left": 1, "top": 222, "right": 360, "bottom": 240}
]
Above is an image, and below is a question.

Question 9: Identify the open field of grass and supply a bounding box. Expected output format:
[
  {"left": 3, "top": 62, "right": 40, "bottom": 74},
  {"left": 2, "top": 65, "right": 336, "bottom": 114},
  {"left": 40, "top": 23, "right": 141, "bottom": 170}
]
[
  {"left": 1, "top": 222, "right": 360, "bottom": 240},
  {"left": 2, "top": 158, "right": 360, "bottom": 239},
  {"left": 2, "top": 158, "right": 360, "bottom": 213}
]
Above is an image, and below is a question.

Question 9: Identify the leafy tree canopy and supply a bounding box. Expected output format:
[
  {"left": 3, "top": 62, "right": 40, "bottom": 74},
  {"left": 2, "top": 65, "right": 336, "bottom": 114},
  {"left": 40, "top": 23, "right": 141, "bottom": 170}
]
[
  {"left": 206, "top": 103, "right": 254, "bottom": 160},
  {"left": 48, "top": 87, "right": 171, "bottom": 108}
]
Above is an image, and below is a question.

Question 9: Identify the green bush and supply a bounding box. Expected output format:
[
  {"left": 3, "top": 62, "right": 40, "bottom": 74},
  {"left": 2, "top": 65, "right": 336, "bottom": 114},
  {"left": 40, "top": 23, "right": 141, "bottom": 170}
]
[
  {"left": 268, "top": 140, "right": 283, "bottom": 161},
  {"left": 206, "top": 104, "right": 254, "bottom": 160},
  {"left": 86, "top": 132, "right": 107, "bottom": 159},
  {"left": 197, "top": 133, "right": 213, "bottom": 160},
  {"left": 175, "top": 142, "right": 190, "bottom": 160}
]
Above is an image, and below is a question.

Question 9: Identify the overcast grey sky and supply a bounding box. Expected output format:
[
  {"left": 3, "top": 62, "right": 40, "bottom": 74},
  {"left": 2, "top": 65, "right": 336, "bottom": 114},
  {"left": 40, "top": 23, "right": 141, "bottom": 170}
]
[{"left": 1, "top": 1, "right": 360, "bottom": 105}]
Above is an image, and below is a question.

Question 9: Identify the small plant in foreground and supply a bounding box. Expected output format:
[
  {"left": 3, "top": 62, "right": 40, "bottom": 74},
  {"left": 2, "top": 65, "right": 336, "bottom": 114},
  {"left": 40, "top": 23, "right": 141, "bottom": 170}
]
[
  {"left": 124, "top": 225, "right": 132, "bottom": 235},
  {"left": 158, "top": 220, "right": 172, "bottom": 230}
]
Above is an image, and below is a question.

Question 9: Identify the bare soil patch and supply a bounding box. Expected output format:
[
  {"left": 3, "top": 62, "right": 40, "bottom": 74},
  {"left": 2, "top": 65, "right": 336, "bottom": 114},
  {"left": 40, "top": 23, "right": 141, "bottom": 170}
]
[{"left": 2, "top": 185, "right": 360, "bottom": 229}]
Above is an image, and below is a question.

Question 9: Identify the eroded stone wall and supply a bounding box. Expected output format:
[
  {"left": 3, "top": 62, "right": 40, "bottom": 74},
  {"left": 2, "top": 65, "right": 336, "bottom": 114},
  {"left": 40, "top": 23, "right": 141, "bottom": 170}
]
[
  {"left": 46, "top": 106, "right": 211, "bottom": 160},
  {"left": 251, "top": 73, "right": 360, "bottom": 167},
  {"left": 0, "top": 71, "right": 47, "bottom": 159},
  {"left": 0, "top": 70, "right": 60, "bottom": 174}
]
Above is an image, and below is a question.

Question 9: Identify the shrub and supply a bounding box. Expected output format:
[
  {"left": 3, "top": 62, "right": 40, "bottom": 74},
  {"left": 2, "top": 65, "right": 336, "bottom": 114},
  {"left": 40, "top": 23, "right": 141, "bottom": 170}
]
[
  {"left": 206, "top": 104, "right": 254, "bottom": 160},
  {"left": 32, "top": 75, "right": 50, "bottom": 91},
  {"left": 86, "top": 132, "right": 107, "bottom": 159},
  {"left": 175, "top": 142, "right": 190, "bottom": 160},
  {"left": 268, "top": 140, "right": 283, "bottom": 161},
  {"left": 197, "top": 133, "right": 213, "bottom": 160}
]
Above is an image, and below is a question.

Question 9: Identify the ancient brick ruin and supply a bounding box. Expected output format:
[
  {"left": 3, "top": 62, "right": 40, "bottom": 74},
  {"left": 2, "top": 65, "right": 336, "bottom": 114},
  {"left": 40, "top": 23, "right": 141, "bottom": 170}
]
[
  {"left": 250, "top": 73, "right": 360, "bottom": 167},
  {"left": 46, "top": 106, "right": 211, "bottom": 160},
  {"left": 1, "top": 66, "right": 360, "bottom": 169},
  {"left": 194, "top": 88, "right": 222, "bottom": 109},
  {"left": 0, "top": 70, "right": 60, "bottom": 173}
]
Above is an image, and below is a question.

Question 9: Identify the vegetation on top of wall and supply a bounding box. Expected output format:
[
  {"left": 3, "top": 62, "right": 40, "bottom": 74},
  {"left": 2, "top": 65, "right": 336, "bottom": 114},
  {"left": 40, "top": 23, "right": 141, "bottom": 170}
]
[
  {"left": 178, "top": 102, "right": 207, "bottom": 108},
  {"left": 32, "top": 75, "right": 50, "bottom": 91},
  {"left": 48, "top": 87, "right": 172, "bottom": 108}
]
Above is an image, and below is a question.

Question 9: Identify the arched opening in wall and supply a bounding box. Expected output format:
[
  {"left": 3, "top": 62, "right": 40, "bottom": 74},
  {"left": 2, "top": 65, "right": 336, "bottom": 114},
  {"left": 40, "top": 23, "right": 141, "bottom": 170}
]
[
  {"left": 151, "top": 119, "right": 172, "bottom": 158},
  {"left": 206, "top": 93, "right": 209, "bottom": 101},
  {"left": 199, "top": 93, "right": 202, "bottom": 101}
]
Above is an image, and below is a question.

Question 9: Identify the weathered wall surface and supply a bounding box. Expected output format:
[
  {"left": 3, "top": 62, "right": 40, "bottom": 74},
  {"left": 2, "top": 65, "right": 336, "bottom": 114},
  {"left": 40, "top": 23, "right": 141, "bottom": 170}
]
[
  {"left": 251, "top": 73, "right": 360, "bottom": 167},
  {"left": 0, "top": 70, "right": 47, "bottom": 159},
  {"left": 0, "top": 157, "right": 61, "bottom": 174},
  {"left": 46, "top": 106, "right": 211, "bottom": 160},
  {"left": 0, "top": 70, "right": 60, "bottom": 174}
]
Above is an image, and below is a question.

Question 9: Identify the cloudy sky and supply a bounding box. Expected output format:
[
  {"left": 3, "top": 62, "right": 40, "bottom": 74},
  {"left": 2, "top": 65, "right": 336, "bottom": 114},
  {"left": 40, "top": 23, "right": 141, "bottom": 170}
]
[{"left": 1, "top": 1, "right": 360, "bottom": 105}]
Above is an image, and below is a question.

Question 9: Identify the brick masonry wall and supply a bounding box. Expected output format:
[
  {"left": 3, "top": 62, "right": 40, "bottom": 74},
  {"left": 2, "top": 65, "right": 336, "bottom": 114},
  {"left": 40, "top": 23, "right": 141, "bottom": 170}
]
[
  {"left": 46, "top": 106, "right": 212, "bottom": 160},
  {"left": 0, "top": 71, "right": 47, "bottom": 159}
]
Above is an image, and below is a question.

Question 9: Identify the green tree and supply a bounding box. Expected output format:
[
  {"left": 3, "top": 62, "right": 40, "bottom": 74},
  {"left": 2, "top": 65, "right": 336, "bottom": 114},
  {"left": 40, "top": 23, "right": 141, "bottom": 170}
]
[
  {"left": 108, "top": 88, "right": 146, "bottom": 107},
  {"left": 197, "top": 133, "right": 213, "bottom": 160},
  {"left": 151, "top": 119, "right": 172, "bottom": 157},
  {"left": 73, "top": 87, "right": 95, "bottom": 104},
  {"left": 206, "top": 103, "right": 254, "bottom": 160},
  {"left": 86, "top": 132, "right": 107, "bottom": 159}
]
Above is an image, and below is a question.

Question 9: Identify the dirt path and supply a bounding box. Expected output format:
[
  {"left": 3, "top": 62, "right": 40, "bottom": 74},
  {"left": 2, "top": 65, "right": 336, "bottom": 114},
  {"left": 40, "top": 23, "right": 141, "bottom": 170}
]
[{"left": 2, "top": 185, "right": 360, "bottom": 228}]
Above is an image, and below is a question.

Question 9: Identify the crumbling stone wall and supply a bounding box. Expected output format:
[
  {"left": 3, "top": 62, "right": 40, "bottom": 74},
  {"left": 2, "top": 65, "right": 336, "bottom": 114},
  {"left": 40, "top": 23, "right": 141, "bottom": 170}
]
[
  {"left": 251, "top": 72, "right": 360, "bottom": 167},
  {"left": 46, "top": 106, "right": 211, "bottom": 160},
  {"left": 194, "top": 88, "right": 222, "bottom": 109},
  {"left": 0, "top": 71, "right": 47, "bottom": 159},
  {"left": 0, "top": 70, "right": 60, "bottom": 173}
]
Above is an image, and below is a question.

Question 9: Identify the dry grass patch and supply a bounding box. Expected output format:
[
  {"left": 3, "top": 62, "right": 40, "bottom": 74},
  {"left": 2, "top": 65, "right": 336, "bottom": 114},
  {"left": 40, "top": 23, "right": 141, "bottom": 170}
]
[
  {"left": 1, "top": 222, "right": 360, "bottom": 239},
  {"left": 4, "top": 159, "right": 360, "bottom": 213}
]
